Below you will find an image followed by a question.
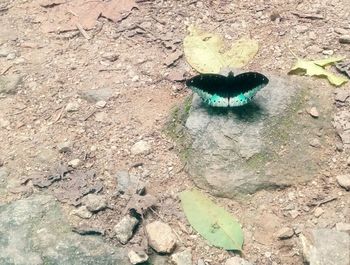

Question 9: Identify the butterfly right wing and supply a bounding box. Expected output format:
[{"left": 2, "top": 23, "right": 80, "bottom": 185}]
[{"left": 186, "top": 74, "right": 229, "bottom": 107}]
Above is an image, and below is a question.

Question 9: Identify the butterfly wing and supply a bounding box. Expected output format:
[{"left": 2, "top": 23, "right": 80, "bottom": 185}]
[
  {"left": 186, "top": 74, "right": 229, "bottom": 107},
  {"left": 228, "top": 72, "right": 269, "bottom": 107}
]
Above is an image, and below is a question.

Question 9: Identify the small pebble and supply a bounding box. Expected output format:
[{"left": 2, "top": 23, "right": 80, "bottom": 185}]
[
  {"left": 322, "top": 50, "right": 334, "bottom": 56},
  {"left": 146, "top": 221, "right": 177, "bottom": 254},
  {"left": 6, "top": 52, "right": 16, "bottom": 60},
  {"left": 57, "top": 141, "right": 72, "bottom": 153},
  {"left": 309, "top": 138, "right": 321, "bottom": 148},
  {"left": 308, "top": 107, "right": 319, "bottom": 118},
  {"left": 68, "top": 158, "right": 81, "bottom": 168},
  {"left": 71, "top": 205, "right": 93, "bottom": 219},
  {"left": 82, "top": 194, "right": 107, "bottom": 213},
  {"left": 335, "top": 222, "right": 350, "bottom": 232},
  {"left": 170, "top": 249, "right": 192, "bottom": 265},
  {"left": 276, "top": 227, "right": 294, "bottom": 239},
  {"left": 101, "top": 52, "right": 119, "bottom": 62},
  {"left": 339, "top": 35, "right": 350, "bottom": 44},
  {"left": 128, "top": 250, "right": 148, "bottom": 264},
  {"left": 314, "top": 207, "right": 324, "bottom": 217},
  {"left": 336, "top": 174, "right": 350, "bottom": 190},
  {"left": 95, "top": 100, "right": 107, "bottom": 108},
  {"left": 335, "top": 28, "right": 348, "bottom": 35},
  {"left": 65, "top": 102, "right": 79, "bottom": 112},
  {"left": 131, "top": 140, "right": 151, "bottom": 155},
  {"left": 114, "top": 215, "right": 139, "bottom": 244}
]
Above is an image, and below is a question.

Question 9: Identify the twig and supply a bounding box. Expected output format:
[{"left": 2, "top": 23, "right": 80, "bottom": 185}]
[
  {"left": 76, "top": 23, "right": 91, "bottom": 40},
  {"left": 291, "top": 11, "right": 324, "bottom": 20},
  {"left": 83, "top": 109, "right": 96, "bottom": 121},
  {"left": 1, "top": 65, "right": 13, "bottom": 75},
  {"left": 307, "top": 196, "right": 337, "bottom": 207}
]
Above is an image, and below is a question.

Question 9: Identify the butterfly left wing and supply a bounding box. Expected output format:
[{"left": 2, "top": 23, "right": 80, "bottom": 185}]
[
  {"left": 228, "top": 72, "right": 269, "bottom": 107},
  {"left": 186, "top": 74, "right": 229, "bottom": 107}
]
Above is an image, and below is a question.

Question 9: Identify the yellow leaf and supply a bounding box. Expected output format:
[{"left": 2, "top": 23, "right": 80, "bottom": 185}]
[
  {"left": 289, "top": 58, "right": 348, "bottom": 87},
  {"left": 183, "top": 25, "right": 259, "bottom": 74}
]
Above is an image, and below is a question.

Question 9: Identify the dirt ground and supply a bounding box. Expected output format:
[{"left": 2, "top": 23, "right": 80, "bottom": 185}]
[{"left": 0, "top": 0, "right": 349, "bottom": 264}]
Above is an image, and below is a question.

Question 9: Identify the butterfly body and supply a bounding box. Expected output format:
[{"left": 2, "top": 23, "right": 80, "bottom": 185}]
[{"left": 186, "top": 71, "right": 269, "bottom": 107}]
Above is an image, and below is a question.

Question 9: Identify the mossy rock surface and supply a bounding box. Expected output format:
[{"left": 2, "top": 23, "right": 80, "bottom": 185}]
[{"left": 169, "top": 73, "right": 334, "bottom": 197}]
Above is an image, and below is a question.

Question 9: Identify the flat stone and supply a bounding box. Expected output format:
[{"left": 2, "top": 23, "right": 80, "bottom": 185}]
[
  {"left": 310, "top": 138, "right": 321, "bottom": 148},
  {"left": 300, "top": 229, "right": 350, "bottom": 265},
  {"left": 80, "top": 88, "right": 115, "bottom": 103},
  {"left": 170, "top": 249, "right": 192, "bottom": 265},
  {"left": 0, "top": 194, "right": 129, "bottom": 264},
  {"left": 57, "top": 141, "right": 72, "bottom": 153},
  {"left": 336, "top": 174, "right": 350, "bottom": 190},
  {"left": 0, "top": 75, "right": 22, "bottom": 94},
  {"left": 71, "top": 205, "right": 93, "bottom": 219},
  {"left": 276, "top": 227, "right": 294, "bottom": 239},
  {"left": 176, "top": 73, "right": 333, "bottom": 197},
  {"left": 336, "top": 222, "right": 350, "bottom": 233},
  {"left": 114, "top": 215, "right": 139, "bottom": 244},
  {"left": 128, "top": 250, "right": 148, "bottom": 264},
  {"left": 146, "top": 221, "right": 177, "bottom": 254},
  {"left": 225, "top": 256, "right": 254, "bottom": 265},
  {"left": 314, "top": 207, "right": 324, "bottom": 217},
  {"left": 131, "top": 140, "right": 151, "bottom": 155},
  {"left": 115, "top": 170, "right": 139, "bottom": 195},
  {"left": 339, "top": 35, "right": 350, "bottom": 44},
  {"left": 82, "top": 194, "right": 107, "bottom": 213},
  {"left": 308, "top": 107, "right": 319, "bottom": 118},
  {"left": 95, "top": 100, "right": 107, "bottom": 108},
  {"left": 68, "top": 158, "right": 81, "bottom": 168},
  {"left": 101, "top": 52, "right": 119, "bottom": 62},
  {"left": 65, "top": 102, "right": 79, "bottom": 112},
  {"left": 334, "top": 89, "right": 350, "bottom": 102}
]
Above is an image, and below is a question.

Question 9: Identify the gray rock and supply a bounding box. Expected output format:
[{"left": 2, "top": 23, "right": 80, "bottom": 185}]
[
  {"left": 57, "top": 141, "right": 72, "bottom": 153},
  {"left": 82, "top": 194, "right": 107, "bottom": 213},
  {"left": 336, "top": 174, "right": 350, "bottom": 190},
  {"left": 146, "top": 221, "right": 177, "bottom": 253},
  {"left": 80, "top": 88, "right": 115, "bottom": 102},
  {"left": 336, "top": 223, "right": 350, "bottom": 233},
  {"left": 314, "top": 207, "right": 324, "bottom": 217},
  {"left": 68, "top": 158, "right": 81, "bottom": 168},
  {"left": 149, "top": 255, "right": 169, "bottom": 265},
  {"left": 115, "top": 170, "right": 139, "bottom": 194},
  {"left": 0, "top": 75, "right": 22, "bottom": 94},
  {"left": 65, "top": 101, "right": 80, "bottom": 112},
  {"left": 170, "top": 249, "right": 192, "bottom": 265},
  {"left": 101, "top": 52, "right": 119, "bottom": 62},
  {"left": 0, "top": 194, "right": 130, "bottom": 265},
  {"left": 334, "top": 89, "right": 350, "bottom": 102},
  {"left": 309, "top": 138, "right": 321, "bottom": 148},
  {"left": 71, "top": 205, "right": 93, "bottom": 219},
  {"left": 334, "top": 110, "right": 350, "bottom": 148},
  {"left": 131, "top": 140, "right": 151, "bottom": 155},
  {"left": 339, "top": 35, "right": 350, "bottom": 44},
  {"left": 300, "top": 229, "right": 349, "bottom": 265},
  {"left": 276, "top": 227, "right": 294, "bottom": 239},
  {"left": 114, "top": 215, "right": 139, "bottom": 244},
  {"left": 128, "top": 250, "right": 148, "bottom": 264},
  {"left": 175, "top": 74, "right": 332, "bottom": 197},
  {"left": 225, "top": 256, "right": 253, "bottom": 265}
]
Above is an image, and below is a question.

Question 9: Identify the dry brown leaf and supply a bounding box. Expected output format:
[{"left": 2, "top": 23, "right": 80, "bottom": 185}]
[{"left": 41, "top": 0, "right": 137, "bottom": 32}]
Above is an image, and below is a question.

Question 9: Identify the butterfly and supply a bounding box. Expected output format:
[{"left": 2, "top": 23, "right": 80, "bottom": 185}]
[{"left": 186, "top": 71, "right": 269, "bottom": 107}]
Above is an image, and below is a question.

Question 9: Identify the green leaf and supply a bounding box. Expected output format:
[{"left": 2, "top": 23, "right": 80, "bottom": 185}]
[
  {"left": 179, "top": 189, "right": 244, "bottom": 251},
  {"left": 289, "top": 57, "right": 348, "bottom": 86},
  {"left": 183, "top": 25, "right": 259, "bottom": 73}
]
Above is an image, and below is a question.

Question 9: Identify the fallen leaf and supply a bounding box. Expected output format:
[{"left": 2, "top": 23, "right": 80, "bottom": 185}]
[
  {"left": 289, "top": 57, "right": 348, "bottom": 86},
  {"left": 41, "top": 0, "right": 137, "bottom": 32},
  {"left": 183, "top": 25, "right": 259, "bottom": 73},
  {"left": 180, "top": 189, "right": 244, "bottom": 251}
]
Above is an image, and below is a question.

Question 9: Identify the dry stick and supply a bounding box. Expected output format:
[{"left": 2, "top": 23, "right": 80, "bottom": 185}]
[
  {"left": 1, "top": 65, "right": 13, "bottom": 75},
  {"left": 76, "top": 23, "right": 91, "bottom": 40}
]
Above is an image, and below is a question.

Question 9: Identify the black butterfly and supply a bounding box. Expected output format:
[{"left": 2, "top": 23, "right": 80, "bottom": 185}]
[{"left": 186, "top": 71, "right": 269, "bottom": 107}]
